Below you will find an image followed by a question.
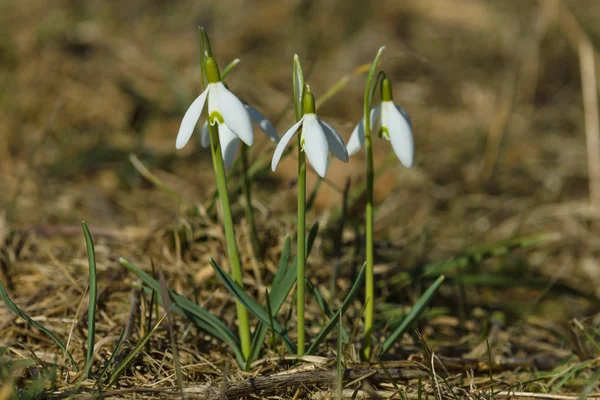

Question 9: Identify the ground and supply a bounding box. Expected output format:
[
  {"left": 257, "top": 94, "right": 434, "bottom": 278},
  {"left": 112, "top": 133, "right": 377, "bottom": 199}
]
[{"left": 1, "top": 0, "right": 600, "bottom": 398}]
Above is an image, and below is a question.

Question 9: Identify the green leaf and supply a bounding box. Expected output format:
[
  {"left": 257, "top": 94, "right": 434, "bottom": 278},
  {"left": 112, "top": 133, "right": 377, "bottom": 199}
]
[
  {"left": 0, "top": 280, "right": 79, "bottom": 371},
  {"left": 248, "top": 222, "right": 320, "bottom": 363},
  {"left": 220, "top": 58, "right": 240, "bottom": 80},
  {"left": 93, "top": 328, "right": 125, "bottom": 392},
  {"left": 105, "top": 314, "right": 166, "bottom": 387},
  {"left": 210, "top": 259, "right": 297, "bottom": 354},
  {"left": 381, "top": 275, "right": 445, "bottom": 355},
  {"left": 81, "top": 222, "right": 97, "bottom": 378},
  {"left": 364, "top": 46, "right": 385, "bottom": 118},
  {"left": 306, "top": 278, "right": 349, "bottom": 342},
  {"left": 293, "top": 54, "right": 305, "bottom": 121},
  {"left": 119, "top": 258, "right": 245, "bottom": 367},
  {"left": 306, "top": 264, "right": 366, "bottom": 355},
  {"left": 422, "top": 233, "right": 557, "bottom": 278}
]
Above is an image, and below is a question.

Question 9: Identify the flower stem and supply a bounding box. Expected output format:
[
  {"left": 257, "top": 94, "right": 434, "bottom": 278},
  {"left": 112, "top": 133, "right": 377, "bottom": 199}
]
[
  {"left": 297, "top": 135, "right": 307, "bottom": 356},
  {"left": 241, "top": 145, "right": 261, "bottom": 258},
  {"left": 208, "top": 123, "right": 251, "bottom": 359},
  {"left": 363, "top": 129, "right": 375, "bottom": 361}
]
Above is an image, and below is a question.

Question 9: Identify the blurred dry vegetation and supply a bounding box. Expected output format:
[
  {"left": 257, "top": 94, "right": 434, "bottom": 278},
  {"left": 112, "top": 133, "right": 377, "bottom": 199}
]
[{"left": 2, "top": 0, "right": 600, "bottom": 398}]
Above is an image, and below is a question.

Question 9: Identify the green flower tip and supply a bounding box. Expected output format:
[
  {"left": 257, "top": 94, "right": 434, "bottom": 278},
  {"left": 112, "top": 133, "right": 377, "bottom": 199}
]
[
  {"left": 381, "top": 77, "right": 393, "bottom": 102},
  {"left": 302, "top": 85, "right": 315, "bottom": 114},
  {"left": 205, "top": 56, "right": 221, "bottom": 83}
]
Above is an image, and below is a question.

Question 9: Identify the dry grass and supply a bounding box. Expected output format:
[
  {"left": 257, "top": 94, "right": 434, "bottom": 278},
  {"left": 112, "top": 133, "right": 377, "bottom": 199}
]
[{"left": 2, "top": 0, "right": 600, "bottom": 398}]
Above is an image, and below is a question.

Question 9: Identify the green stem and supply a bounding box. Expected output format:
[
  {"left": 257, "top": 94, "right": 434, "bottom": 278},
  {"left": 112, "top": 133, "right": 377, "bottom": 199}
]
[
  {"left": 364, "top": 129, "right": 375, "bottom": 361},
  {"left": 208, "top": 124, "right": 251, "bottom": 359},
  {"left": 241, "top": 145, "right": 261, "bottom": 258},
  {"left": 363, "top": 93, "right": 376, "bottom": 363},
  {"left": 297, "top": 136, "right": 307, "bottom": 356}
]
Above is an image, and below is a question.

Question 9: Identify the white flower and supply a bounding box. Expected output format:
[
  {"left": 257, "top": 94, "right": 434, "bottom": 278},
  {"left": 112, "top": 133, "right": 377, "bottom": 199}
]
[
  {"left": 200, "top": 104, "right": 279, "bottom": 169},
  {"left": 271, "top": 93, "right": 348, "bottom": 178},
  {"left": 175, "top": 57, "right": 254, "bottom": 151},
  {"left": 347, "top": 78, "right": 414, "bottom": 168}
]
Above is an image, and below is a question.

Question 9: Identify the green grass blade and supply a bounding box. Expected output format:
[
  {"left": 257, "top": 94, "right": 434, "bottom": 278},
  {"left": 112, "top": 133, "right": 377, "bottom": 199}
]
[
  {"left": 0, "top": 280, "right": 79, "bottom": 372},
  {"left": 422, "top": 233, "right": 557, "bottom": 278},
  {"left": 306, "top": 278, "right": 349, "bottom": 342},
  {"left": 364, "top": 46, "right": 385, "bottom": 113},
  {"left": 81, "top": 222, "right": 97, "bottom": 378},
  {"left": 93, "top": 327, "right": 126, "bottom": 392},
  {"left": 220, "top": 58, "right": 240, "bottom": 80},
  {"left": 105, "top": 314, "right": 166, "bottom": 387},
  {"left": 306, "top": 264, "right": 366, "bottom": 355},
  {"left": 119, "top": 258, "right": 245, "bottom": 367},
  {"left": 381, "top": 275, "right": 445, "bottom": 355},
  {"left": 248, "top": 223, "right": 319, "bottom": 362},
  {"left": 210, "top": 258, "right": 297, "bottom": 354}
]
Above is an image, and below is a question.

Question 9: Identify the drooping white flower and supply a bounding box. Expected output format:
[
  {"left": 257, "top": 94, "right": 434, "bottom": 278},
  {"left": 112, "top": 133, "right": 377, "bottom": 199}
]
[
  {"left": 347, "top": 77, "right": 414, "bottom": 168},
  {"left": 271, "top": 90, "right": 348, "bottom": 178},
  {"left": 200, "top": 104, "right": 279, "bottom": 169},
  {"left": 175, "top": 56, "right": 254, "bottom": 151}
]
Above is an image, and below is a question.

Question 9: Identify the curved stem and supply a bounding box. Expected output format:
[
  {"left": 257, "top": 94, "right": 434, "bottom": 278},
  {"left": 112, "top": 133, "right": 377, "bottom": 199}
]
[
  {"left": 297, "top": 135, "right": 307, "bottom": 356},
  {"left": 241, "top": 145, "right": 261, "bottom": 258},
  {"left": 209, "top": 124, "right": 251, "bottom": 359}
]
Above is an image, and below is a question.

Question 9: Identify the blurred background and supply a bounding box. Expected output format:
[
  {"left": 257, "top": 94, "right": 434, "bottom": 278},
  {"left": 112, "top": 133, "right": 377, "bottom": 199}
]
[{"left": 2, "top": 0, "right": 600, "bottom": 353}]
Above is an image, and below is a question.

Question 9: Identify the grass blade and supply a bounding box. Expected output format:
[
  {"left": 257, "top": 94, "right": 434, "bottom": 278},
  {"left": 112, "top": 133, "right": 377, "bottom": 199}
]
[
  {"left": 0, "top": 280, "right": 79, "bottom": 371},
  {"left": 381, "top": 275, "right": 445, "bottom": 355},
  {"left": 220, "top": 58, "right": 240, "bottom": 80},
  {"left": 81, "top": 222, "right": 97, "bottom": 378},
  {"left": 157, "top": 264, "right": 184, "bottom": 393},
  {"left": 249, "top": 222, "right": 319, "bottom": 362},
  {"left": 306, "top": 278, "right": 350, "bottom": 342},
  {"left": 210, "top": 258, "right": 297, "bottom": 354},
  {"left": 93, "top": 328, "right": 125, "bottom": 392},
  {"left": 105, "top": 314, "right": 166, "bottom": 387},
  {"left": 306, "top": 264, "right": 366, "bottom": 355},
  {"left": 119, "top": 258, "right": 245, "bottom": 367},
  {"left": 422, "top": 233, "right": 557, "bottom": 278}
]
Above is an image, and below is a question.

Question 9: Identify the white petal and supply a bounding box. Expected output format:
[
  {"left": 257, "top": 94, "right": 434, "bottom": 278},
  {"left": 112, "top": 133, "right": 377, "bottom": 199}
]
[
  {"left": 382, "top": 102, "right": 414, "bottom": 168},
  {"left": 271, "top": 118, "right": 304, "bottom": 172},
  {"left": 176, "top": 87, "right": 209, "bottom": 149},
  {"left": 302, "top": 114, "right": 329, "bottom": 178},
  {"left": 200, "top": 122, "right": 210, "bottom": 148},
  {"left": 219, "top": 124, "right": 241, "bottom": 170},
  {"left": 346, "top": 106, "right": 380, "bottom": 156},
  {"left": 246, "top": 105, "right": 279, "bottom": 142},
  {"left": 319, "top": 120, "right": 348, "bottom": 162},
  {"left": 217, "top": 82, "right": 254, "bottom": 146}
]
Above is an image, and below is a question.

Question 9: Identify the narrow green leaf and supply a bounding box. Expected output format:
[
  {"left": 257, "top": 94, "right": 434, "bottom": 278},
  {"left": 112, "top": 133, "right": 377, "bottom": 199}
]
[
  {"left": 210, "top": 259, "right": 297, "bottom": 354},
  {"left": 220, "top": 58, "right": 240, "bottom": 80},
  {"left": 381, "top": 275, "right": 445, "bottom": 355},
  {"left": 422, "top": 233, "right": 557, "bottom": 278},
  {"left": 119, "top": 258, "right": 245, "bottom": 367},
  {"left": 306, "top": 278, "right": 349, "bottom": 342},
  {"left": 293, "top": 54, "right": 305, "bottom": 121},
  {"left": 93, "top": 328, "right": 125, "bottom": 392},
  {"left": 0, "top": 280, "right": 78, "bottom": 371},
  {"left": 249, "top": 223, "right": 319, "bottom": 362},
  {"left": 336, "top": 310, "right": 344, "bottom": 400},
  {"left": 105, "top": 314, "right": 166, "bottom": 387},
  {"left": 306, "top": 264, "right": 366, "bottom": 355},
  {"left": 364, "top": 46, "right": 385, "bottom": 116},
  {"left": 81, "top": 222, "right": 97, "bottom": 378}
]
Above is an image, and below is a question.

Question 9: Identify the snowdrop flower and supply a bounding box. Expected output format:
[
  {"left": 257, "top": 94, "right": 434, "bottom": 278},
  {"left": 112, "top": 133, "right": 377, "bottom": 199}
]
[
  {"left": 347, "top": 77, "right": 414, "bottom": 167},
  {"left": 200, "top": 104, "right": 279, "bottom": 169},
  {"left": 175, "top": 56, "right": 254, "bottom": 151},
  {"left": 271, "top": 88, "right": 348, "bottom": 178}
]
